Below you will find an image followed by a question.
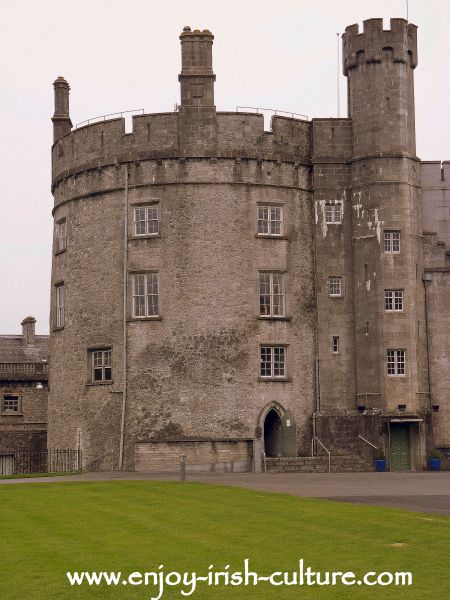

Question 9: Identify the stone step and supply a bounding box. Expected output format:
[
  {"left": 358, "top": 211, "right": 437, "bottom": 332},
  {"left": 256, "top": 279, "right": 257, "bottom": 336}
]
[{"left": 265, "top": 455, "right": 375, "bottom": 473}]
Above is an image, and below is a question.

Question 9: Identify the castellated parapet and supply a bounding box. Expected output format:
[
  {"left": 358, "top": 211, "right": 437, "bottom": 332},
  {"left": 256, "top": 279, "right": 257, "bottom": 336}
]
[
  {"left": 343, "top": 18, "right": 418, "bottom": 75},
  {"left": 51, "top": 112, "right": 312, "bottom": 192}
]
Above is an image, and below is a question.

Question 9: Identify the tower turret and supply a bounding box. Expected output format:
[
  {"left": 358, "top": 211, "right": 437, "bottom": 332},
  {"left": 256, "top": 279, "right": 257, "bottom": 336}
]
[
  {"left": 343, "top": 18, "right": 418, "bottom": 157},
  {"left": 342, "top": 18, "right": 427, "bottom": 421},
  {"left": 178, "top": 27, "right": 215, "bottom": 107},
  {"left": 52, "top": 76, "right": 72, "bottom": 143}
]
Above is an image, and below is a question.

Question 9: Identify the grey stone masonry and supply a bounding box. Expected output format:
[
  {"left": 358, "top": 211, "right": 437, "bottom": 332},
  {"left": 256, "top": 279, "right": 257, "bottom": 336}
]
[{"left": 47, "top": 18, "right": 449, "bottom": 473}]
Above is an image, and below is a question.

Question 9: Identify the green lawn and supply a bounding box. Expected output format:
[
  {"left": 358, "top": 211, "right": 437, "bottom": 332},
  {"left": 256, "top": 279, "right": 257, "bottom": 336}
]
[{"left": 0, "top": 481, "right": 449, "bottom": 599}]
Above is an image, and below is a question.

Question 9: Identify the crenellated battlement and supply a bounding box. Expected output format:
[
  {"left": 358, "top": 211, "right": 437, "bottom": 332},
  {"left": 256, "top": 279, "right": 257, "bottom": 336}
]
[
  {"left": 51, "top": 111, "right": 312, "bottom": 189},
  {"left": 343, "top": 18, "right": 417, "bottom": 75}
]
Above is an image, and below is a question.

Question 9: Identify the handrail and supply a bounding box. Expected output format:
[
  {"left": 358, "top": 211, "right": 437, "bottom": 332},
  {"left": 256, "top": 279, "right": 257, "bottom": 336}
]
[
  {"left": 236, "top": 106, "right": 309, "bottom": 121},
  {"left": 75, "top": 109, "right": 144, "bottom": 129},
  {"left": 358, "top": 434, "right": 378, "bottom": 450},
  {"left": 312, "top": 437, "right": 331, "bottom": 474}
]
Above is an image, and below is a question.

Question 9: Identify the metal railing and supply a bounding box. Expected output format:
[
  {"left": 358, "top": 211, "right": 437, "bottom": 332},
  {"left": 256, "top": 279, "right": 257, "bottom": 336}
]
[
  {"left": 358, "top": 435, "right": 378, "bottom": 450},
  {"left": 0, "top": 449, "right": 82, "bottom": 475},
  {"left": 311, "top": 437, "right": 331, "bottom": 474},
  {"left": 75, "top": 109, "right": 144, "bottom": 129},
  {"left": 236, "top": 106, "right": 309, "bottom": 120}
]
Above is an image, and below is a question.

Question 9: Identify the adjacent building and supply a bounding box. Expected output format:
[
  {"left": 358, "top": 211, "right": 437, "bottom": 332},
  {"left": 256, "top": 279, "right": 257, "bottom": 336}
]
[{"left": 0, "top": 317, "right": 48, "bottom": 475}]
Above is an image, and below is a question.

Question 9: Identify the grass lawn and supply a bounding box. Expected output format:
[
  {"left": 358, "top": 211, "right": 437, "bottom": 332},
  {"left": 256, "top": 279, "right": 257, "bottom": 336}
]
[
  {"left": 0, "top": 481, "right": 449, "bottom": 599},
  {"left": 0, "top": 472, "right": 79, "bottom": 480}
]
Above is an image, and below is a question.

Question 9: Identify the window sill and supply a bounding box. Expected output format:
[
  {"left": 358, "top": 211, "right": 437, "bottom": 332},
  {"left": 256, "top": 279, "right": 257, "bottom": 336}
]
[
  {"left": 258, "top": 316, "right": 291, "bottom": 321},
  {"left": 130, "top": 234, "right": 161, "bottom": 240},
  {"left": 1, "top": 412, "right": 23, "bottom": 417},
  {"left": 85, "top": 381, "right": 114, "bottom": 387},
  {"left": 385, "top": 311, "right": 405, "bottom": 314},
  {"left": 255, "top": 234, "right": 288, "bottom": 240},
  {"left": 258, "top": 377, "right": 292, "bottom": 383},
  {"left": 386, "top": 375, "right": 407, "bottom": 378},
  {"left": 329, "top": 295, "right": 343, "bottom": 299},
  {"left": 128, "top": 316, "right": 162, "bottom": 322},
  {"left": 52, "top": 326, "right": 65, "bottom": 332},
  {"left": 54, "top": 248, "right": 67, "bottom": 256}
]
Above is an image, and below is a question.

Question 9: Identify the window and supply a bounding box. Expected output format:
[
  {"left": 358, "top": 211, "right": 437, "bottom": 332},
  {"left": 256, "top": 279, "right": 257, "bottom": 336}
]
[
  {"left": 257, "top": 205, "right": 283, "bottom": 236},
  {"left": 260, "top": 346, "right": 286, "bottom": 378},
  {"left": 134, "top": 204, "right": 159, "bottom": 236},
  {"left": 385, "top": 290, "right": 404, "bottom": 312},
  {"left": 325, "top": 202, "right": 342, "bottom": 224},
  {"left": 55, "top": 218, "right": 67, "bottom": 252},
  {"left": 387, "top": 349, "right": 405, "bottom": 376},
  {"left": 55, "top": 284, "right": 64, "bottom": 328},
  {"left": 328, "top": 277, "right": 342, "bottom": 297},
  {"left": 132, "top": 273, "right": 159, "bottom": 317},
  {"left": 332, "top": 336, "right": 340, "bottom": 353},
  {"left": 2, "top": 395, "right": 20, "bottom": 413},
  {"left": 91, "top": 349, "right": 112, "bottom": 382},
  {"left": 384, "top": 231, "right": 400, "bottom": 253},
  {"left": 259, "top": 272, "right": 285, "bottom": 317}
]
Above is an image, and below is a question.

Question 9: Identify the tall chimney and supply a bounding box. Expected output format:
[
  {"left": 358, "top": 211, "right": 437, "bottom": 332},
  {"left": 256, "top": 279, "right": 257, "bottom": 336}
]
[
  {"left": 21, "top": 316, "right": 36, "bottom": 345},
  {"left": 178, "top": 27, "right": 215, "bottom": 107},
  {"left": 52, "top": 76, "right": 72, "bottom": 143}
]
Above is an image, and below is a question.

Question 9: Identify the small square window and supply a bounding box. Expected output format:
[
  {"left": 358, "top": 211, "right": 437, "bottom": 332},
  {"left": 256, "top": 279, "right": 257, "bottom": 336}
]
[
  {"left": 2, "top": 395, "right": 20, "bottom": 413},
  {"left": 257, "top": 205, "right": 283, "bottom": 237},
  {"left": 90, "top": 349, "right": 112, "bottom": 382},
  {"left": 328, "top": 277, "right": 342, "bottom": 297},
  {"left": 385, "top": 290, "right": 404, "bottom": 312},
  {"left": 325, "top": 202, "right": 342, "bottom": 224},
  {"left": 332, "top": 336, "right": 340, "bottom": 353},
  {"left": 387, "top": 349, "right": 405, "bottom": 376},
  {"left": 134, "top": 204, "right": 160, "bottom": 237},
  {"left": 260, "top": 346, "right": 286, "bottom": 379},
  {"left": 384, "top": 231, "right": 400, "bottom": 253}
]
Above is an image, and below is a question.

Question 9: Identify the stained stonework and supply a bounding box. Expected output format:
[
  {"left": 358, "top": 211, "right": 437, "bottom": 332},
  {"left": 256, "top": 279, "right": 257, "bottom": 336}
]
[{"left": 48, "top": 18, "right": 449, "bottom": 472}]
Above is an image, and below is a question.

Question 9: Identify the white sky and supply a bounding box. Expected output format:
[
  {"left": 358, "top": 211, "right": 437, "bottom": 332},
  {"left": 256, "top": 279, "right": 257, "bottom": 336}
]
[{"left": 0, "top": 0, "right": 449, "bottom": 334}]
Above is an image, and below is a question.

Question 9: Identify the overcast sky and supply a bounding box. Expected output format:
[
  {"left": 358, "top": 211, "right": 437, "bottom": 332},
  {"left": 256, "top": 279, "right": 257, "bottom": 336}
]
[{"left": 0, "top": 0, "right": 449, "bottom": 334}]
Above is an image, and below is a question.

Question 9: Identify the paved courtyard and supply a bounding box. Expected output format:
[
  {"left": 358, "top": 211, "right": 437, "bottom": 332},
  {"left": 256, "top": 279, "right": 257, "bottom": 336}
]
[{"left": 1, "top": 470, "right": 450, "bottom": 516}]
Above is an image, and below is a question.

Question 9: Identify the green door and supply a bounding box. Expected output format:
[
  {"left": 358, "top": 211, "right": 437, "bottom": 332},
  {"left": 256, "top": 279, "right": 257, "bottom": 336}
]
[{"left": 390, "top": 424, "right": 411, "bottom": 471}]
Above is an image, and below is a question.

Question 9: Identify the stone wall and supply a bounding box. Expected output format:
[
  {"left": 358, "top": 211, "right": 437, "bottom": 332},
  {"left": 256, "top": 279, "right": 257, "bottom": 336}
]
[{"left": 135, "top": 439, "right": 253, "bottom": 472}]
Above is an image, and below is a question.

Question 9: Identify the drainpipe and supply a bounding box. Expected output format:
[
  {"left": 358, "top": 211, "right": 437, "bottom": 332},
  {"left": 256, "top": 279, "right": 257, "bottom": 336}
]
[
  {"left": 422, "top": 274, "right": 433, "bottom": 408},
  {"left": 312, "top": 359, "right": 320, "bottom": 455},
  {"left": 119, "top": 165, "right": 129, "bottom": 470},
  {"left": 312, "top": 174, "right": 321, "bottom": 457},
  {"left": 422, "top": 273, "right": 434, "bottom": 459}
]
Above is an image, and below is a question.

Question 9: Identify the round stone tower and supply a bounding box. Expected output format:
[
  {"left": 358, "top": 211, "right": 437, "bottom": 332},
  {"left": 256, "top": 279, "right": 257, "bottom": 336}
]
[{"left": 48, "top": 28, "right": 316, "bottom": 470}]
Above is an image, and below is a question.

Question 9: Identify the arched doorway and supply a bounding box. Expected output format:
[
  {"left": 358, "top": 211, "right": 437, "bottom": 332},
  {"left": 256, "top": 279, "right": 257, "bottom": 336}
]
[{"left": 264, "top": 409, "right": 282, "bottom": 457}]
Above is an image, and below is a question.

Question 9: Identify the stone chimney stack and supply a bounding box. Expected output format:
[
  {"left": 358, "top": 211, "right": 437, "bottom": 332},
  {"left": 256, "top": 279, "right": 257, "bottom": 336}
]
[
  {"left": 178, "top": 27, "right": 215, "bottom": 107},
  {"left": 21, "top": 316, "right": 36, "bottom": 345},
  {"left": 52, "top": 76, "right": 72, "bottom": 143}
]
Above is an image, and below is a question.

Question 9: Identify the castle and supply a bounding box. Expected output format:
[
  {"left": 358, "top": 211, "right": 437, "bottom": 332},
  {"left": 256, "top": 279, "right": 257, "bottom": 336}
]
[{"left": 47, "top": 18, "right": 449, "bottom": 472}]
